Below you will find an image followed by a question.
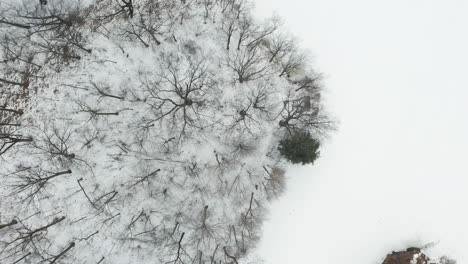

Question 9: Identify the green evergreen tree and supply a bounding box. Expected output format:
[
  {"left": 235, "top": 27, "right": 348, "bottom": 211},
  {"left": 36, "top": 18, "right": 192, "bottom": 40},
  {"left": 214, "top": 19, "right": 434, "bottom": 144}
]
[{"left": 278, "top": 131, "right": 320, "bottom": 164}]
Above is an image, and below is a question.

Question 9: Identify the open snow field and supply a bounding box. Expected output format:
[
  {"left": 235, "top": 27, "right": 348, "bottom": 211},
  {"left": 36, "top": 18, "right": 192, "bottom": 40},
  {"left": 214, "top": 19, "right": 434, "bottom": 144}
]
[{"left": 253, "top": 0, "right": 468, "bottom": 263}]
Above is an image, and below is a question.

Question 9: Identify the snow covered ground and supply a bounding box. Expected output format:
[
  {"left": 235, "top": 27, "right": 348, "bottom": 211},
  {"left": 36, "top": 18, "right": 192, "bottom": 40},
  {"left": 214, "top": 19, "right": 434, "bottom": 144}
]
[
  {"left": 1, "top": 1, "right": 466, "bottom": 263},
  {"left": 0, "top": 1, "right": 332, "bottom": 263},
  {"left": 253, "top": 0, "right": 468, "bottom": 263}
]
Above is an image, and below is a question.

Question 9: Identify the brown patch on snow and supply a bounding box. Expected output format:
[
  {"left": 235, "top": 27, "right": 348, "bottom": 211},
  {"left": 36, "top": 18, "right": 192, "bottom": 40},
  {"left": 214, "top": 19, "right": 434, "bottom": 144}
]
[{"left": 382, "top": 248, "right": 429, "bottom": 264}]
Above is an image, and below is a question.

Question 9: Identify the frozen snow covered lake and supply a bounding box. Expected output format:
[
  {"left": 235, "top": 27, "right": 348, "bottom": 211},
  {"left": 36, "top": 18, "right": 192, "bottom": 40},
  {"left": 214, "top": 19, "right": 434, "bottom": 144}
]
[{"left": 253, "top": 0, "right": 468, "bottom": 263}]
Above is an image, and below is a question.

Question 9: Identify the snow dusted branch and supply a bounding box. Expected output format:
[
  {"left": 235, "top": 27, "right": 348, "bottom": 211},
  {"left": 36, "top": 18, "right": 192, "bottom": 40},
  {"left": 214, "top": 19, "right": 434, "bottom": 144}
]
[
  {"left": 0, "top": 77, "right": 26, "bottom": 87},
  {"left": 0, "top": 219, "right": 18, "bottom": 230},
  {"left": 77, "top": 100, "right": 120, "bottom": 119},
  {"left": 91, "top": 81, "right": 125, "bottom": 100},
  {"left": 0, "top": 135, "right": 32, "bottom": 156},
  {"left": 0, "top": 216, "right": 66, "bottom": 259},
  {"left": 223, "top": 246, "right": 239, "bottom": 264},
  {"left": 48, "top": 241, "right": 75, "bottom": 264},
  {"left": 12, "top": 252, "right": 31, "bottom": 264},
  {"left": 166, "top": 232, "right": 185, "bottom": 264},
  {"left": 8, "top": 168, "right": 72, "bottom": 203},
  {"left": 77, "top": 178, "right": 98, "bottom": 209},
  {"left": 0, "top": 106, "right": 24, "bottom": 116}
]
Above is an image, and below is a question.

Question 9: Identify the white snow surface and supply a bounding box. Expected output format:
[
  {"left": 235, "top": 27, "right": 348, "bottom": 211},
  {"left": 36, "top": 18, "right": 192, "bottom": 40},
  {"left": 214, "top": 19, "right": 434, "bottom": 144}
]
[
  {"left": 1, "top": 0, "right": 466, "bottom": 264},
  {"left": 252, "top": 0, "right": 468, "bottom": 264}
]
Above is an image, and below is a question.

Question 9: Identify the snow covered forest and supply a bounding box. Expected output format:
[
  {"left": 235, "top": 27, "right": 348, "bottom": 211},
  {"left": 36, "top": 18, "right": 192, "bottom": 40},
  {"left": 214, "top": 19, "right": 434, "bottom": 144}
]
[{"left": 0, "top": 0, "right": 333, "bottom": 263}]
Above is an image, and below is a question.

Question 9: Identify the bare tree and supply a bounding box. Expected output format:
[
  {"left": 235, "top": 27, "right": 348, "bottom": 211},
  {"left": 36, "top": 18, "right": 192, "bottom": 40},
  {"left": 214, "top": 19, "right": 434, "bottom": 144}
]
[
  {"left": 120, "top": 0, "right": 134, "bottom": 19},
  {"left": 227, "top": 45, "right": 270, "bottom": 83},
  {"left": 230, "top": 82, "right": 278, "bottom": 128},
  {"left": 0, "top": 216, "right": 66, "bottom": 263},
  {"left": 235, "top": 16, "right": 254, "bottom": 50},
  {"left": 177, "top": 0, "right": 195, "bottom": 26},
  {"left": 7, "top": 166, "right": 72, "bottom": 204},
  {"left": 32, "top": 125, "right": 80, "bottom": 167},
  {"left": 0, "top": 17, "right": 30, "bottom": 29},
  {"left": 0, "top": 219, "right": 18, "bottom": 230},
  {"left": 278, "top": 50, "right": 307, "bottom": 78},
  {"left": 142, "top": 57, "right": 215, "bottom": 141},
  {"left": 231, "top": 0, "right": 251, "bottom": 19},
  {"left": 0, "top": 104, "right": 24, "bottom": 116},
  {"left": 221, "top": 15, "right": 237, "bottom": 50},
  {"left": 167, "top": 232, "right": 186, "bottom": 264},
  {"left": 4, "top": 1, "right": 86, "bottom": 37},
  {"left": 34, "top": 36, "right": 83, "bottom": 63},
  {"left": 247, "top": 82, "right": 278, "bottom": 117},
  {"left": 0, "top": 134, "right": 32, "bottom": 156},
  {"left": 76, "top": 99, "right": 120, "bottom": 119},
  {"left": 218, "top": 0, "right": 234, "bottom": 14},
  {"left": 203, "top": 0, "right": 216, "bottom": 24},
  {"left": 227, "top": 97, "right": 262, "bottom": 134},
  {"left": 245, "top": 16, "right": 280, "bottom": 49},
  {"left": 47, "top": 241, "right": 75, "bottom": 264},
  {"left": 292, "top": 74, "right": 322, "bottom": 94},
  {"left": 0, "top": 94, "right": 31, "bottom": 156},
  {"left": 264, "top": 32, "right": 294, "bottom": 63},
  {"left": 0, "top": 0, "right": 91, "bottom": 78},
  {"left": 187, "top": 205, "right": 221, "bottom": 253},
  {"left": 121, "top": 1, "right": 172, "bottom": 47},
  {"left": 0, "top": 35, "right": 43, "bottom": 81},
  {"left": 0, "top": 77, "right": 27, "bottom": 87},
  {"left": 276, "top": 88, "right": 332, "bottom": 136},
  {"left": 223, "top": 246, "right": 239, "bottom": 264},
  {"left": 90, "top": 81, "right": 125, "bottom": 101}
]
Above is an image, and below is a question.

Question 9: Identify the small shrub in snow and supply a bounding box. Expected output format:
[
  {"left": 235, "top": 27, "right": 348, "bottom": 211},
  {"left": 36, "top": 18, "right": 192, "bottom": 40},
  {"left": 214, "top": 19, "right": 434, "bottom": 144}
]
[{"left": 264, "top": 166, "right": 286, "bottom": 197}]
